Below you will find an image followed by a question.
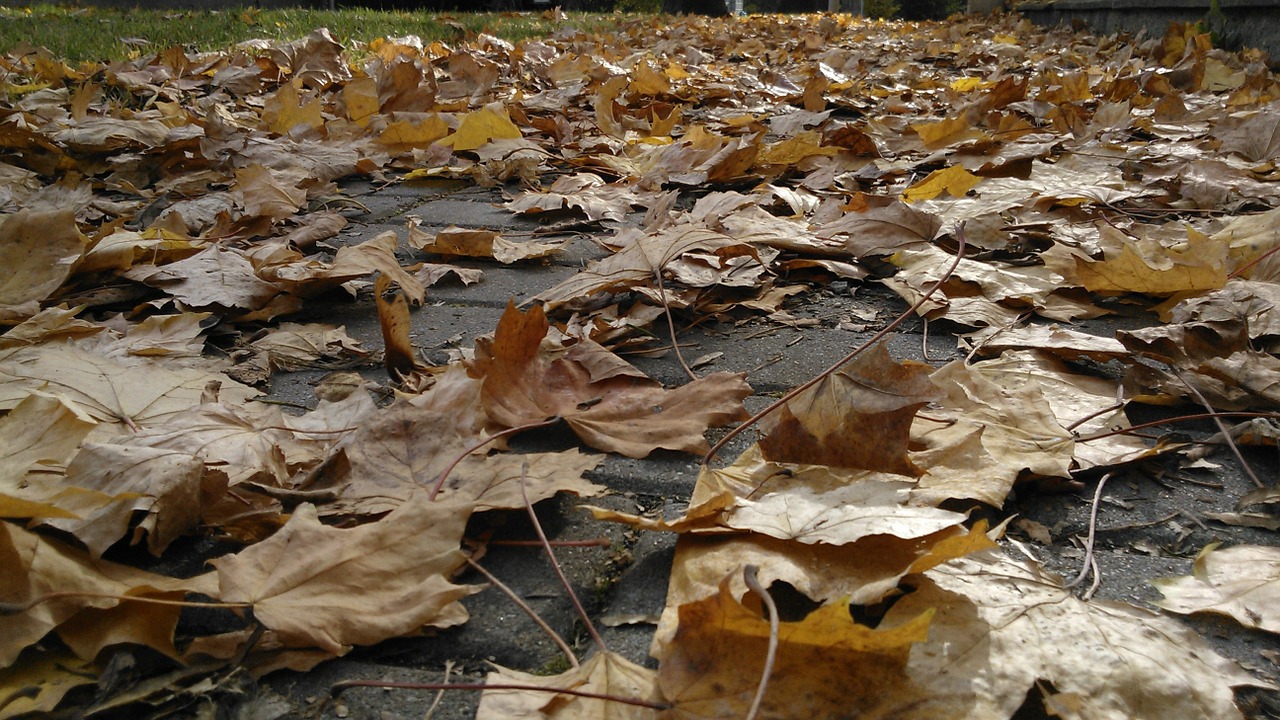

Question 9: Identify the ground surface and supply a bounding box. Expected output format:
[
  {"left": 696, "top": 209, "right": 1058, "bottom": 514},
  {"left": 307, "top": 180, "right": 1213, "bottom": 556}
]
[{"left": 228, "top": 177, "right": 1280, "bottom": 720}]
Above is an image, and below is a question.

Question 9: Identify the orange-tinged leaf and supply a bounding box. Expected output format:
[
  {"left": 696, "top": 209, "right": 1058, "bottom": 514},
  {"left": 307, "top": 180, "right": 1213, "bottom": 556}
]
[
  {"left": 476, "top": 303, "right": 751, "bottom": 457},
  {"left": 375, "top": 272, "right": 417, "bottom": 380},
  {"left": 758, "top": 343, "right": 938, "bottom": 475},
  {"left": 656, "top": 578, "right": 933, "bottom": 719},
  {"left": 630, "top": 61, "right": 671, "bottom": 96}
]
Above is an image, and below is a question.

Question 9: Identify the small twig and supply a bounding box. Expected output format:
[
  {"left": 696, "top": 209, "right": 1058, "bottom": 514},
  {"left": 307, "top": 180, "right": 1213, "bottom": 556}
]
[
  {"left": 1082, "top": 555, "right": 1102, "bottom": 601},
  {"left": 520, "top": 465, "right": 608, "bottom": 654},
  {"left": 487, "top": 538, "right": 613, "bottom": 548},
  {"left": 330, "top": 680, "right": 668, "bottom": 710},
  {"left": 1072, "top": 412, "right": 1280, "bottom": 444},
  {"left": 654, "top": 265, "right": 698, "bottom": 382},
  {"left": 1174, "top": 369, "right": 1264, "bottom": 489},
  {"left": 743, "top": 565, "right": 779, "bottom": 720},
  {"left": 429, "top": 416, "right": 562, "bottom": 501},
  {"left": 921, "top": 317, "right": 942, "bottom": 361},
  {"left": 704, "top": 224, "right": 968, "bottom": 467},
  {"left": 1096, "top": 511, "right": 1178, "bottom": 532},
  {"left": 422, "top": 661, "right": 454, "bottom": 720},
  {"left": 1066, "top": 472, "right": 1113, "bottom": 593},
  {"left": 1065, "top": 402, "right": 1126, "bottom": 432},
  {"left": 2, "top": 592, "right": 249, "bottom": 615},
  {"left": 465, "top": 558, "right": 580, "bottom": 668}
]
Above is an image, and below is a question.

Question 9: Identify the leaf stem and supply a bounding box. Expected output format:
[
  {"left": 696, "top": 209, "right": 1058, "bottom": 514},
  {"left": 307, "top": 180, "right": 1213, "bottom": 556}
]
[
  {"left": 465, "top": 558, "right": 580, "bottom": 669},
  {"left": 330, "top": 679, "right": 670, "bottom": 710},
  {"left": 703, "top": 223, "right": 968, "bottom": 467},
  {"left": 519, "top": 465, "right": 608, "bottom": 655},
  {"left": 428, "top": 416, "right": 562, "bottom": 501},
  {"left": 1, "top": 592, "right": 248, "bottom": 615},
  {"left": 1071, "top": 411, "right": 1279, "bottom": 444},
  {"left": 743, "top": 565, "right": 779, "bottom": 720}
]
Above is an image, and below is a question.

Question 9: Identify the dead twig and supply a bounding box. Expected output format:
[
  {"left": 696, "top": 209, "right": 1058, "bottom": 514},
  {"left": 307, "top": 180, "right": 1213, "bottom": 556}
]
[
  {"left": 743, "top": 565, "right": 779, "bottom": 720},
  {"left": 520, "top": 464, "right": 609, "bottom": 654},
  {"left": 465, "top": 558, "right": 580, "bottom": 669},
  {"left": 1174, "top": 369, "right": 1265, "bottom": 489},
  {"left": 704, "top": 224, "right": 968, "bottom": 467},
  {"left": 654, "top": 264, "right": 698, "bottom": 382},
  {"left": 1066, "top": 472, "right": 1113, "bottom": 594},
  {"left": 330, "top": 680, "right": 669, "bottom": 710}
]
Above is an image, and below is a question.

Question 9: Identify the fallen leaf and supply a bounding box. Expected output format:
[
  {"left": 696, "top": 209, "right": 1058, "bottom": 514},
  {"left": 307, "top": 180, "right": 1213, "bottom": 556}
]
[
  {"left": 478, "top": 651, "right": 661, "bottom": 720},
  {"left": 1155, "top": 543, "right": 1280, "bottom": 634},
  {"left": 758, "top": 342, "right": 938, "bottom": 475},
  {"left": 475, "top": 303, "right": 751, "bottom": 457},
  {"left": 0, "top": 209, "right": 86, "bottom": 323},
  {"left": 211, "top": 497, "right": 478, "bottom": 654}
]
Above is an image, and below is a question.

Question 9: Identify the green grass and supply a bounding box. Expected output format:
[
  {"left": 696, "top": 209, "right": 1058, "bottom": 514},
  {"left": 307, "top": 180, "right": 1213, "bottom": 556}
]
[{"left": 0, "top": 4, "right": 631, "bottom": 63}]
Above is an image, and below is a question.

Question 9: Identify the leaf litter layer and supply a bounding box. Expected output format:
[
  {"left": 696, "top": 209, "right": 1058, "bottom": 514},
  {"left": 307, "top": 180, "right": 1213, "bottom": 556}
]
[{"left": 1, "top": 8, "right": 1280, "bottom": 719}]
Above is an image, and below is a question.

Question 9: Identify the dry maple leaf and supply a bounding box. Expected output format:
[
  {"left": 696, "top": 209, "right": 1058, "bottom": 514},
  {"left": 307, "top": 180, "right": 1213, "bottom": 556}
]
[
  {"left": 758, "top": 342, "right": 938, "bottom": 475},
  {"left": 0, "top": 343, "right": 257, "bottom": 434},
  {"left": 475, "top": 302, "right": 751, "bottom": 458},
  {"left": 211, "top": 496, "right": 478, "bottom": 655},
  {"left": 477, "top": 651, "right": 662, "bottom": 720},
  {"left": 655, "top": 576, "right": 935, "bottom": 719},
  {"left": 1155, "top": 543, "right": 1280, "bottom": 634},
  {"left": 0, "top": 519, "right": 216, "bottom": 668},
  {"left": 853, "top": 548, "right": 1268, "bottom": 719},
  {"left": 0, "top": 209, "right": 86, "bottom": 323}
]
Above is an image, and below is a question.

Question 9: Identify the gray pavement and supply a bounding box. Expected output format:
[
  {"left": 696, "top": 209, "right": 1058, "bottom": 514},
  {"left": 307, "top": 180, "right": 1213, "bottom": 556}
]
[{"left": 252, "top": 177, "right": 1280, "bottom": 720}]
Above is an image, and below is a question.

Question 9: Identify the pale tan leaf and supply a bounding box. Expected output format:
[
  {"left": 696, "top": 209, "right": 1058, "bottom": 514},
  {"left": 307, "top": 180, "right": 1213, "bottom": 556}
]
[
  {"left": 0, "top": 343, "right": 256, "bottom": 435},
  {"left": 478, "top": 652, "right": 661, "bottom": 720},
  {"left": 0, "top": 520, "right": 215, "bottom": 667},
  {"left": 211, "top": 497, "right": 478, "bottom": 654},
  {"left": 0, "top": 209, "right": 87, "bottom": 321},
  {"left": 1155, "top": 543, "right": 1280, "bottom": 633}
]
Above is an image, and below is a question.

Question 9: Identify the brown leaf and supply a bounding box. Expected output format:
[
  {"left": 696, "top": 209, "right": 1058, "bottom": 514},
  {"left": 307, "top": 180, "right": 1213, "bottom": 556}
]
[
  {"left": 758, "top": 343, "right": 938, "bottom": 475},
  {"left": 0, "top": 209, "right": 87, "bottom": 323},
  {"left": 0, "top": 520, "right": 215, "bottom": 667},
  {"left": 476, "top": 303, "right": 751, "bottom": 457},
  {"left": 211, "top": 497, "right": 478, "bottom": 655},
  {"left": 375, "top": 272, "right": 418, "bottom": 380}
]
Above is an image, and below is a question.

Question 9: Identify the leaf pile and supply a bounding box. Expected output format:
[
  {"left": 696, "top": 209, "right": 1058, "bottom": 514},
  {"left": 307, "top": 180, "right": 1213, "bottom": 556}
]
[{"left": 1, "top": 10, "right": 1279, "bottom": 718}]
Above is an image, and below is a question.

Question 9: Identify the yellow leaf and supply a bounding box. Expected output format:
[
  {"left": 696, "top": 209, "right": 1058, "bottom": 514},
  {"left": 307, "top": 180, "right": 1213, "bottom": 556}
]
[
  {"left": 950, "top": 76, "right": 988, "bottom": 92},
  {"left": 756, "top": 130, "right": 839, "bottom": 167},
  {"left": 902, "top": 165, "right": 981, "bottom": 203},
  {"left": 261, "top": 81, "right": 323, "bottom": 136},
  {"left": 343, "top": 76, "right": 379, "bottom": 127},
  {"left": 378, "top": 114, "right": 450, "bottom": 147},
  {"left": 630, "top": 61, "right": 671, "bottom": 96},
  {"left": 656, "top": 577, "right": 933, "bottom": 718},
  {"left": 1075, "top": 225, "right": 1228, "bottom": 295},
  {"left": 910, "top": 115, "right": 977, "bottom": 147},
  {"left": 440, "top": 104, "right": 522, "bottom": 151},
  {"left": 664, "top": 62, "right": 692, "bottom": 80}
]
